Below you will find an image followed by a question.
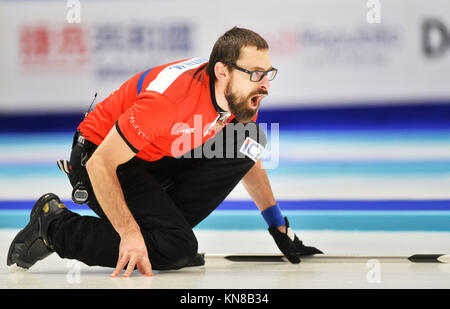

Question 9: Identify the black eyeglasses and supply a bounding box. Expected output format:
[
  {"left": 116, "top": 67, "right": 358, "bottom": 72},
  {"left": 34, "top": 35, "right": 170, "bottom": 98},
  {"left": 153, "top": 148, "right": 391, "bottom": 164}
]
[{"left": 227, "top": 63, "right": 278, "bottom": 82}]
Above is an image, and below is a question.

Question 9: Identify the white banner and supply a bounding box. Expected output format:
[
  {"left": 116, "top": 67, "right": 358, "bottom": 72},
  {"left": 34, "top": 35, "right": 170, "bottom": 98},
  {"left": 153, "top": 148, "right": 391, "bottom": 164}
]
[{"left": 1, "top": 0, "right": 450, "bottom": 112}]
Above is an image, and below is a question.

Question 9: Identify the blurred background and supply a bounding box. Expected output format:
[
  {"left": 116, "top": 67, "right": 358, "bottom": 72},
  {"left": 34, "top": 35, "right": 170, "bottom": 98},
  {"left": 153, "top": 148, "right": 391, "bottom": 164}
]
[{"left": 1, "top": 0, "right": 450, "bottom": 231}]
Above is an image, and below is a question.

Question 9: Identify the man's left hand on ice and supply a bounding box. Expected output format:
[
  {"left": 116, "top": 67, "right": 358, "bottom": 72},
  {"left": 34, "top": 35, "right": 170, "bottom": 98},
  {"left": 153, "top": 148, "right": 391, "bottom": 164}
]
[{"left": 268, "top": 217, "right": 323, "bottom": 264}]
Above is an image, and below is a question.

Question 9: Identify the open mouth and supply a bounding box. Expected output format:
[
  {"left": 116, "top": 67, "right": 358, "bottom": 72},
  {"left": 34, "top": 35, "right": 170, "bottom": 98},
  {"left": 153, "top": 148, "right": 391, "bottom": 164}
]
[{"left": 250, "top": 94, "right": 265, "bottom": 108}]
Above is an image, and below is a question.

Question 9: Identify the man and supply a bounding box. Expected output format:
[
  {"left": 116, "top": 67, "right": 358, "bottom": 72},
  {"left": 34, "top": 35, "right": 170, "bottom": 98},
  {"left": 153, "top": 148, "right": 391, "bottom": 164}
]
[{"left": 7, "top": 27, "right": 321, "bottom": 277}]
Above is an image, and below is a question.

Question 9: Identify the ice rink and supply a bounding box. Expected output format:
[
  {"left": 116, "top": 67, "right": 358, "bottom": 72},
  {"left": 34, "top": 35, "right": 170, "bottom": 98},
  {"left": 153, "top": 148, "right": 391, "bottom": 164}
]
[
  {"left": 2, "top": 230, "right": 450, "bottom": 289},
  {"left": 1, "top": 129, "right": 450, "bottom": 289}
]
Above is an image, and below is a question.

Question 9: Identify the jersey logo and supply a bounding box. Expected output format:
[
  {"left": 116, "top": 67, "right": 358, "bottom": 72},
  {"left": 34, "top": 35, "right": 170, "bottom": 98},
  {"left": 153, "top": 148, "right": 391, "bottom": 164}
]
[
  {"left": 176, "top": 128, "right": 196, "bottom": 135},
  {"left": 239, "top": 137, "right": 264, "bottom": 162},
  {"left": 203, "top": 112, "right": 231, "bottom": 137},
  {"left": 146, "top": 58, "right": 207, "bottom": 94}
]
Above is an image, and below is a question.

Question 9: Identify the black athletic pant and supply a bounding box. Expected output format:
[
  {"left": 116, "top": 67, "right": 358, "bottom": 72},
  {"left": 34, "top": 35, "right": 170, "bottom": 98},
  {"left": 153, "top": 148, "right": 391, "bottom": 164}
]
[{"left": 50, "top": 120, "right": 267, "bottom": 270}]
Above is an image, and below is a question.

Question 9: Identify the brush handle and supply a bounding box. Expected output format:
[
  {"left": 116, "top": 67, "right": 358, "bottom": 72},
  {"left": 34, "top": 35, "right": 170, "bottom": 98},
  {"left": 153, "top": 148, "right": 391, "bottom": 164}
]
[{"left": 204, "top": 253, "right": 450, "bottom": 263}]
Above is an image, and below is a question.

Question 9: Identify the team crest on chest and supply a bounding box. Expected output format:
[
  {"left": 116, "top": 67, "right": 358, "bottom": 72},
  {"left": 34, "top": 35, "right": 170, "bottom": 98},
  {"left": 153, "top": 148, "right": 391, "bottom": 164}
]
[{"left": 203, "top": 112, "right": 231, "bottom": 137}]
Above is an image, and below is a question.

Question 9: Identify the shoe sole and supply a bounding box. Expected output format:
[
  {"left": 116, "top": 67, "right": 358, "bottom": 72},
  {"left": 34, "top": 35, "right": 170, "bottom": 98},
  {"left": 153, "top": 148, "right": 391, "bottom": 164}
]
[{"left": 6, "top": 193, "right": 60, "bottom": 270}]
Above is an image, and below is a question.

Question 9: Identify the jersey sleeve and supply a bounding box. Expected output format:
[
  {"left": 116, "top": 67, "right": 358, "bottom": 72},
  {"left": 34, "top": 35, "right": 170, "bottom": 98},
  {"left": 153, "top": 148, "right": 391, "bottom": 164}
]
[{"left": 116, "top": 92, "right": 177, "bottom": 153}]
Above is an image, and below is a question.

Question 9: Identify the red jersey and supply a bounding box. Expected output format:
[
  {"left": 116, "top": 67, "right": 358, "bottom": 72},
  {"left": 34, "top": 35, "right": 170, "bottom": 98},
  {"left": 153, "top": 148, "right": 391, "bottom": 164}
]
[{"left": 78, "top": 58, "right": 257, "bottom": 162}]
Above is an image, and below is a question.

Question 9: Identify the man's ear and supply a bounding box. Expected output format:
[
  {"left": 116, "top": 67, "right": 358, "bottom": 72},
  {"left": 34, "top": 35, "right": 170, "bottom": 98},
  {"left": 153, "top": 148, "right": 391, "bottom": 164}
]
[{"left": 214, "top": 62, "right": 230, "bottom": 81}]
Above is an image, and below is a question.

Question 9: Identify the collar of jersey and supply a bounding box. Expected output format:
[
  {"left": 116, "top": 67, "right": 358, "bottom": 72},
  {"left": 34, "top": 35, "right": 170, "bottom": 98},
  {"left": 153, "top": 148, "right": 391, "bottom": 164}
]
[{"left": 209, "top": 75, "right": 227, "bottom": 114}]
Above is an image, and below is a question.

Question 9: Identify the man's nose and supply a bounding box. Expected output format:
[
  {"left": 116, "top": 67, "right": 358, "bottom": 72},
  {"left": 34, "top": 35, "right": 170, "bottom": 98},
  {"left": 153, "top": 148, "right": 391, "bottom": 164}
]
[{"left": 259, "top": 75, "right": 271, "bottom": 92}]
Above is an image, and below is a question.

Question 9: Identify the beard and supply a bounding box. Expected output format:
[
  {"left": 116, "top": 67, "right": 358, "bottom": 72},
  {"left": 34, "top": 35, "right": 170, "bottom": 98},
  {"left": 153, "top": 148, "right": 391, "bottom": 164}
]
[{"left": 224, "top": 83, "right": 267, "bottom": 124}]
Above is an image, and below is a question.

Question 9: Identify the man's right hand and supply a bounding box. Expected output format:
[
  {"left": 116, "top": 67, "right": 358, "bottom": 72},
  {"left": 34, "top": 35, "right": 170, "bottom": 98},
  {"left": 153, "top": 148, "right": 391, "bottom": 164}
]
[
  {"left": 110, "top": 230, "right": 153, "bottom": 277},
  {"left": 87, "top": 126, "right": 153, "bottom": 277}
]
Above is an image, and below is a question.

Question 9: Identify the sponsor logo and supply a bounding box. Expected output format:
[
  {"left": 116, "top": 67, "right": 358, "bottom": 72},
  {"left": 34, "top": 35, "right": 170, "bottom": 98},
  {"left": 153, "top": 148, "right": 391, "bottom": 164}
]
[
  {"left": 19, "top": 24, "right": 89, "bottom": 69},
  {"left": 263, "top": 25, "right": 401, "bottom": 67},
  {"left": 239, "top": 137, "right": 265, "bottom": 162},
  {"left": 169, "top": 58, "right": 208, "bottom": 71},
  {"left": 18, "top": 22, "right": 193, "bottom": 77},
  {"left": 176, "top": 128, "right": 196, "bottom": 135},
  {"left": 170, "top": 115, "right": 278, "bottom": 167},
  {"left": 146, "top": 58, "right": 207, "bottom": 93},
  {"left": 422, "top": 18, "right": 450, "bottom": 58},
  {"left": 94, "top": 22, "right": 193, "bottom": 79},
  {"left": 129, "top": 116, "right": 150, "bottom": 142}
]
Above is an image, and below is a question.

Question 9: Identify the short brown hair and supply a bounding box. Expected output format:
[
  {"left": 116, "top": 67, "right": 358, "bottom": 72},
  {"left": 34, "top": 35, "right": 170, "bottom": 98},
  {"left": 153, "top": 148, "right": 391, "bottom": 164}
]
[{"left": 206, "top": 27, "right": 269, "bottom": 82}]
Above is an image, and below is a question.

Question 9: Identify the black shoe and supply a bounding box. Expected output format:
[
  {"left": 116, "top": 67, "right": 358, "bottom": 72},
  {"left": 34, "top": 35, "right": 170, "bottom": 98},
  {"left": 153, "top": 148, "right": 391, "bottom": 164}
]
[{"left": 7, "top": 193, "right": 69, "bottom": 270}]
